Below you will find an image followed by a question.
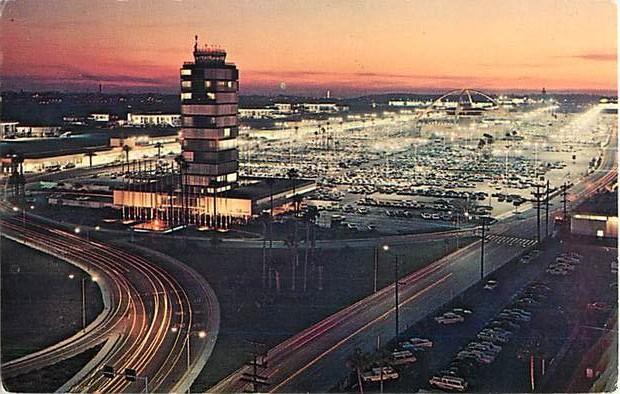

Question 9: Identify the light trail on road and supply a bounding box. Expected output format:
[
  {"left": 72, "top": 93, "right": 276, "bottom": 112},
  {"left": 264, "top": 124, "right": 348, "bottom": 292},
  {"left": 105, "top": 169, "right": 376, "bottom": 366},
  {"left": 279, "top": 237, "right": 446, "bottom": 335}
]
[{"left": 0, "top": 208, "right": 219, "bottom": 393}]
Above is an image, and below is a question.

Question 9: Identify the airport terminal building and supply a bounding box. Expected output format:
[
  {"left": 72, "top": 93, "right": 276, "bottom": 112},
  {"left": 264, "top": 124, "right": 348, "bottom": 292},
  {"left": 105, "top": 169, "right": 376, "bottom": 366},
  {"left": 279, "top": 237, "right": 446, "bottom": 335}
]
[{"left": 112, "top": 40, "right": 315, "bottom": 230}]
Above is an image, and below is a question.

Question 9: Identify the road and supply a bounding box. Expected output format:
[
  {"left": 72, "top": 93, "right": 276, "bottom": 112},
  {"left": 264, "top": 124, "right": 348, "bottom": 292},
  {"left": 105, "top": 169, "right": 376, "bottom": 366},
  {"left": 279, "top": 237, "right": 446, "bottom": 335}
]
[
  {"left": 209, "top": 129, "right": 617, "bottom": 393},
  {"left": 0, "top": 208, "right": 220, "bottom": 393}
]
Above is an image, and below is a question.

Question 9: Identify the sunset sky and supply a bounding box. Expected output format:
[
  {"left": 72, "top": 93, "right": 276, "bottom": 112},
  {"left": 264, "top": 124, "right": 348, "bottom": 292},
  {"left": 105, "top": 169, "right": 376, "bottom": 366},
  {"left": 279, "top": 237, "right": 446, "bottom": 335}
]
[{"left": 1, "top": 0, "right": 617, "bottom": 96}]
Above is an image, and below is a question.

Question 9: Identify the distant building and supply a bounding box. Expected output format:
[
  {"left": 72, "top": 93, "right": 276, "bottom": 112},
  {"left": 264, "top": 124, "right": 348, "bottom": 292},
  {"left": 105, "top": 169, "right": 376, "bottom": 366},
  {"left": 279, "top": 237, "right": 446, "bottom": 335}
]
[
  {"left": 239, "top": 108, "right": 279, "bottom": 119},
  {"left": 300, "top": 102, "right": 347, "bottom": 113},
  {"left": 388, "top": 99, "right": 428, "bottom": 107},
  {"left": 0, "top": 121, "right": 18, "bottom": 139},
  {"left": 127, "top": 113, "right": 181, "bottom": 127},
  {"left": 89, "top": 113, "right": 111, "bottom": 122},
  {"left": 1, "top": 122, "right": 62, "bottom": 139},
  {"left": 273, "top": 102, "right": 294, "bottom": 113},
  {"left": 15, "top": 125, "right": 62, "bottom": 138},
  {"left": 63, "top": 115, "right": 87, "bottom": 125}
]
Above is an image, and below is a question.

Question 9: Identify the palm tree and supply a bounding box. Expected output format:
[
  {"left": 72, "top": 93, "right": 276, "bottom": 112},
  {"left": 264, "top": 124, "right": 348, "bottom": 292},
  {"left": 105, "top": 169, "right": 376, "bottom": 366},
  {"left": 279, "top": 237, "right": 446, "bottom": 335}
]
[
  {"left": 154, "top": 142, "right": 164, "bottom": 159},
  {"left": 346, "top": 348, "right": 369, "bottom": 394},
  {"left": 286, "top": 168, "right": 300, "bottom": 214},
  {"left": 122, "top": 144, "right": 131, "bottom": 163},
  {"left": 84, "top": 150, "right": 97, "bottom": 168},
  {"left": 209, "top": 178, "right": 220, "bottom": 229},
  {"left": 284, "top": 233, "right": 298, "bottom": 292},
  {"left": 302, "top": 206, "right": 319, "bottom": 292},
  {"left": 122, "top": 144, "right": 132, "bottom": 174}
]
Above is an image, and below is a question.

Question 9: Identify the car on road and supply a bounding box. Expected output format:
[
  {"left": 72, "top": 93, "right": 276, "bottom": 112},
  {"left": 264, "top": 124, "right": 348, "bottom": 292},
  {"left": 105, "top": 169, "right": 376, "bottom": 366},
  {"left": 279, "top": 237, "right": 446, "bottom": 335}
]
[{"left": 587, "top": 302, "right": 610, "bottom": 312}]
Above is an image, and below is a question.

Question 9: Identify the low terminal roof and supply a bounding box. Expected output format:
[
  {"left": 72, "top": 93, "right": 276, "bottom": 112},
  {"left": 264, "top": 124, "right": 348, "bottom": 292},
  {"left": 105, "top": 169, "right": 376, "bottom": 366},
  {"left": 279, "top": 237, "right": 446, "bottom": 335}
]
[{"left": 223, "top": 177, "right": 314, "bottom": 200}]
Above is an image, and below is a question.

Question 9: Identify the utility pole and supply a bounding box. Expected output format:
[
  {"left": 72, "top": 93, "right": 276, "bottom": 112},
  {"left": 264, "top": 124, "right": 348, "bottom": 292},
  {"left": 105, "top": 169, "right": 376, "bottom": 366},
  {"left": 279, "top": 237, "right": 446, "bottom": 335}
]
[
  {"left": 532, "top": 184, "right": 543, "bottom": 244},
  {"left": 544, "top": 179, "right": 550, "bottom": 238},
  {"left": 561, "top": 182, "right": 569, "bottom": 221},
  {"left": 480, "top": 218, "right": 486, "bottom": 281},
  {"left": 241, "top": 341, "right": 269, "bottom": 392},
  {"left": 82, "top": 277, "right": 86, "bottom": 332}
]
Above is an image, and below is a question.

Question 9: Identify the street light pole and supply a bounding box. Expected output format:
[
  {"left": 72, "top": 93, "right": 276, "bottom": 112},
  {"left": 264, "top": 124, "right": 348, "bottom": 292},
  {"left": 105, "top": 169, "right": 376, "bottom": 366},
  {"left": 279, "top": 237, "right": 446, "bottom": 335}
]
[
  {"left": 82, "top": 277, "right": 86, "bottom": 332},
  {"left": 382, "top": 245, "right": 401, "bottom": 345},
  {"left": 373, "top": 246, "right": 379, "bottom": 293},
  {"left": 394, "top": 254, "right": 399, "bottom": 344}
]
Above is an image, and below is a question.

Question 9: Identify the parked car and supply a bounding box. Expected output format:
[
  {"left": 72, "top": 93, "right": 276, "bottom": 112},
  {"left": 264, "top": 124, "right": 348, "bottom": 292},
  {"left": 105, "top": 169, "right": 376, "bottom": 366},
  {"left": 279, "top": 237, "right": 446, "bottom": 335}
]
[
  {"left": 362, "top": 366, "right": 399, "bottom": 383},
  {"left": 429, "top": 375, "right": 468, "bottom": 392},
  {"left": 409, "top": 337, "right": 434, "bottom": 349},
  {"left": 484, "top": 280, "right": 498, "bottom": 290},
  {"left": 435, "top": 312, "right": 465, "bottom": 325}
]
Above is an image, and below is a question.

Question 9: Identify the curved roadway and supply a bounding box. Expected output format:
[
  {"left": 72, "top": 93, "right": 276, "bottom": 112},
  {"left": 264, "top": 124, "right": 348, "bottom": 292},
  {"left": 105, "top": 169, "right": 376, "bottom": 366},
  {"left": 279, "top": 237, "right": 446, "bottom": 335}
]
[{"left": 0, "top": 209, "right": 219, "bottom": 393}]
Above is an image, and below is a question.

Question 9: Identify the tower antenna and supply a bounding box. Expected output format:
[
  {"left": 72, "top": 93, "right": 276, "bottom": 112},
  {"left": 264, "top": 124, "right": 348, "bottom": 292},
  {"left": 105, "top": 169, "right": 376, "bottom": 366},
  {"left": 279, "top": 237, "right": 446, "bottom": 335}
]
[{"left": 194, "top": 34, "right": 198, "bottom": 52}]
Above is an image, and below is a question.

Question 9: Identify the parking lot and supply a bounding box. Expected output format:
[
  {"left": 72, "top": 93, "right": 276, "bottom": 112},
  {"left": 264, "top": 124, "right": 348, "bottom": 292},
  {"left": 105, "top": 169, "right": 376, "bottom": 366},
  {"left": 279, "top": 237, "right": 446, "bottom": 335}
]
[{"left": 340, "top": 232, "right": 617, "bottom": 393}]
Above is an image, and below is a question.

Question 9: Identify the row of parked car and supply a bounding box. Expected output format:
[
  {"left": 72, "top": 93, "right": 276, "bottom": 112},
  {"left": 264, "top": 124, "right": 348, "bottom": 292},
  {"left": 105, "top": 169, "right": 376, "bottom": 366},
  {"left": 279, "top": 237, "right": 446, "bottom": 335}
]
[
  {"left": 429, "top": 280, "right": 552, "bottom": 392},
  {"left": 360, "top": 337, "right": 434, "bottom": 383},
  {"left": 519, "top": 249, "right": 541, "bottom": 264},
  {"left": 546, "top": 251, "right": 582, "bottom": 276}
]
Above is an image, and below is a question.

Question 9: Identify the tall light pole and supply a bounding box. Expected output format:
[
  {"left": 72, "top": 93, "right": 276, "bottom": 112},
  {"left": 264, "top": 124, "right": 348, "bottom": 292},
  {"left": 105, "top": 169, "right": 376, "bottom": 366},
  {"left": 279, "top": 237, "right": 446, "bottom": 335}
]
[
  {"left": 12, "top": 205, "right": 33, "bottom": 227},
  {"left": 171, "top": 326, "right": 207, "bottom": 392},
  {"left": 479, "top": 216, "right": 492, "bottom": 282},
  {"left": 69, "top": 274, "right": 97, "bottom": 332},
  {"left": 382, "top": 245, "right": 401, "bottom": 345},
  {"left": 373, "top": 246, "right": 379, "bottom": 293}
]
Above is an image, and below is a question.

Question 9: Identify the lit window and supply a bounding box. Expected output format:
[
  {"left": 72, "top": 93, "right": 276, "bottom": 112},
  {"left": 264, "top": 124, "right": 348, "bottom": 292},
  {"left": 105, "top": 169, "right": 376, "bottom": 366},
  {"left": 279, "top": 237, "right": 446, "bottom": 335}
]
[
  {"left": 223, "top": 128, "right": 231, "bottom": 137},
  {"left": 181, "top": 93, "right": 192, "bottom": 100},
  {"left": 227, "top": 81, "right": 234, "bottom": 88},
  {"left": 205, "top": 80, "right": 212, "bottom": 88},
  {"left": 207, "top": 93, "right": 216, "bottom": 100},
  {"left": 597, "top": 229, "right": 604, "bottom": 238},
  {"left": 181, "top": 69, "right": 192, "bottom": 76},
  {"left": 181, "top": 81, "right": 192, "bottom": 88}
]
